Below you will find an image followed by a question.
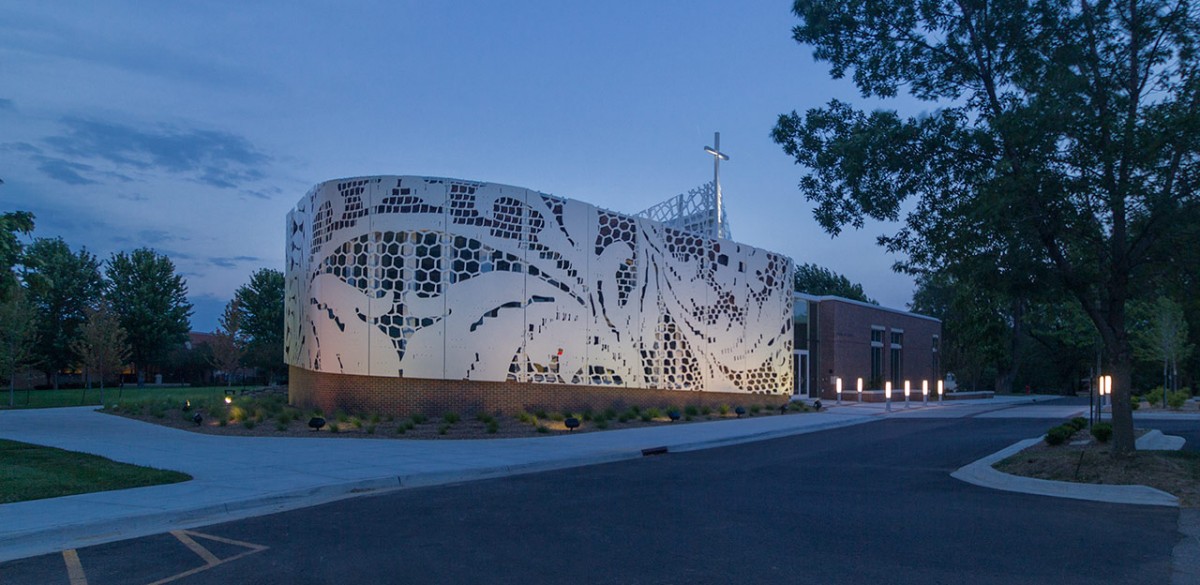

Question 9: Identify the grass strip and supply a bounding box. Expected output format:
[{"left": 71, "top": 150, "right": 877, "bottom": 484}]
[{"left": 0, "top": 439, "right": 191, "bottom": 504}]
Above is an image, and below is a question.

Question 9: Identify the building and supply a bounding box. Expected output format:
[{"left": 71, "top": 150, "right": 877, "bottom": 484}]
[
  {"left": 285, "top": 176, "right": 794, "bottom": 416},
  {"left": 792, "top": 293, "right": 942, "bottom": 401}
]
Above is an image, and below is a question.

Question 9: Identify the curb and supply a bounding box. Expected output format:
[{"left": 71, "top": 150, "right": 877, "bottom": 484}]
[
  {"left": 0, "top": 414, "right": 873, "bottom": 562},
  {"left": 951, "top": 437, "right": 1180, "bottom": 507}
]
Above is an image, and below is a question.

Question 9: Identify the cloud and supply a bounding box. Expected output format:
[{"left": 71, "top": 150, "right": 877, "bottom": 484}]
[
  {"left": 116, "top": 192, "right": 149, "bottom": 202},
  {"left": 42, "top": 117, "right": 270, "bottom": 189},
  {"left": 2, "top": 142, "right": 42, "bottom": 154},
  {"left": 34, "top": 157, "right": 98, "bottom": 185},
  {"left": 208, "top": 255, "right": 263, "bottom": 268}
]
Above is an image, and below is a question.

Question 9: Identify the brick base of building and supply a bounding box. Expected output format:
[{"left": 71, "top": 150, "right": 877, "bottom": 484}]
[{"left": 288, "top": 366, "right": 789, "bottom": 417}]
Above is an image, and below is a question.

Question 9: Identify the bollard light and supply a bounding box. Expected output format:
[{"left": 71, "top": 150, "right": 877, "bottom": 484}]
[
  {"left": 922, "top": 380, "right": 929, "bottom": 405},
  {"left": 857, "top": 377, "right": 863, "bottom": 403},
  {"left": 938, "top": 379, "right": 944, "bottom": 404},
  {"left": 904, "top": 380, "right": 911, "bottom": 408},
  {"left": 885, "top": 381, "right": 892, "bottom": 412},
  {"left": 836, "top": 377, "right": 842, "bottom": 405}
]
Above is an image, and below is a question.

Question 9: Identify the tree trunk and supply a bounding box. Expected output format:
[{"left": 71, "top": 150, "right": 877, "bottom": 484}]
[{"left": 1108, "top": 347, "right": 1136, "bottom": 456}]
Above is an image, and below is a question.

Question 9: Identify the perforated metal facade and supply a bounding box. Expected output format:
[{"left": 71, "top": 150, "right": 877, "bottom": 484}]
[{"left": 286, "top": 176, "right": 792, "bottom": 395}]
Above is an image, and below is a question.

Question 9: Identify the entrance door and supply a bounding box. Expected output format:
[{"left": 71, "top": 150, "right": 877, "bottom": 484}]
[{"left": 793, "top": 350, "right": 809, "bottom": 397}]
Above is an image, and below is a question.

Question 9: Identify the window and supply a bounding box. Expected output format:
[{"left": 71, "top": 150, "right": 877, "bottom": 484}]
[
  {"left": 890, "top": 331, "right": 903, "bottom": 385},
  {"left": 870, "top": 327, "right": 884, "bottom": 386}
]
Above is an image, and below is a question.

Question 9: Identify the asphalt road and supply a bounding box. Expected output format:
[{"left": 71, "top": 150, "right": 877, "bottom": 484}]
[{"left": 4, "top": 410, "right": 1193, "bottom": 585}]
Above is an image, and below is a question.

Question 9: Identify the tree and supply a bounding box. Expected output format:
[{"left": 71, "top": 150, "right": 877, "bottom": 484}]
[
  {"left": 209, "top": 299, "right": 245, "bottom": 387},
  {"left": 793, "top": 262, "right": 876, "bottom": 304},
  {"left": 71, "top": 299, "right": 130, "bottom": 405},
  {"left": 0, "top": 286, "right": 37, "bottom": 406},
  {"left": 1131, "top": 296, "right": 1192, "bottom": 405},
  {"left": 25, "top": 238, "right": 104, "bottom": 389},
  {"left": 0, "top": 211, "right": 34, "bottom": 300},
  {"left": 773, "top": 1, "right": 1200, "bottom": 455},
  {"left": 233, "top": 268, "right": 284, "bottom": 384},
  {"left": 106, "top": 248, "right": 193, "bottom": 386}
]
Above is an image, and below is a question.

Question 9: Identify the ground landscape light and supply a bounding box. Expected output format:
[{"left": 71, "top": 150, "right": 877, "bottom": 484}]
[{"left": 224, "top": 396, "right": 232, "bottom": 405}]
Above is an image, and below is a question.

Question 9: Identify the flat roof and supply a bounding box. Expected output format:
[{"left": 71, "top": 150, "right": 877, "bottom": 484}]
[{"left": 794, "top": 292, "right": 941, "bottom": 323}]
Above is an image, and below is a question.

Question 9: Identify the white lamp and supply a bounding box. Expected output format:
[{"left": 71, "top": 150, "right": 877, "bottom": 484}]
[
  {"left": 836, "top": 377, "right": 842, "bottom": 405},
  {"left": 885, "top": 381, "right": 892, "bottom": 412},
  {"left": 904, "top": 380, "right": 911, "bottom": 408},
  {"left": 857, "top": 377, "right": 863, "bottom": 403}
]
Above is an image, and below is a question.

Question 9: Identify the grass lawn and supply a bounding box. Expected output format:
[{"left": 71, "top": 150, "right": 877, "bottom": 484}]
[
  {"left": 0, "top": 439, "right": 191, "bottom": 504},
  {"left": 0, "top": 385, "right": 245, "bottom": 410}
]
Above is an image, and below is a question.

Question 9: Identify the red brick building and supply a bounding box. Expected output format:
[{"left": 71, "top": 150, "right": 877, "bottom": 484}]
[{"left": 793, "top": 293, "right": 942, "bottom": 401}]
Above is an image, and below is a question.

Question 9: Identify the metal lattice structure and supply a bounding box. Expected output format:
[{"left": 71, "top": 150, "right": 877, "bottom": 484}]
[
  {"left": 286, "top": 176, "right": 791, "bottom": 394},
  {"left": 635, "top": 181, "right": 731, "bottom": 240}
]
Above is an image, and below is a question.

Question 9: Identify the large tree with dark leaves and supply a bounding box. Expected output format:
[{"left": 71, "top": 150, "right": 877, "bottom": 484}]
[
  {"left": 773, "top": 0, "right": 1200, "bottom": 455},
  {"left": 106, "top": 248, "right": 193, "bottom": 385},
  {"left": 793, "top": 262, "right": 877, "bottom": 304},
  {"left": 233, "top": 268, "right": 284, "bottom": 383},
  {"left": 25, "top": 238, "right": 104, "bottom": 388}
]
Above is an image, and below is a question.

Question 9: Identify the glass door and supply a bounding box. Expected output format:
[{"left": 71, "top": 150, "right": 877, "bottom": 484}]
[{"left": 793, "top": 350, "right": 809, "bottom": 396}]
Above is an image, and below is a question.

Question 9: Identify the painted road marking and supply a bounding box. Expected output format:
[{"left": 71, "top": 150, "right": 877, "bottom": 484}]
[
  {"left": 170, "top": 530, "right": 221, "bottom": 566},
  {"left": 146, "top": 530, "right": 268, "bottom": 585},
  {"left": 62, "top": 549, "right": 88, "bottom": 585}
]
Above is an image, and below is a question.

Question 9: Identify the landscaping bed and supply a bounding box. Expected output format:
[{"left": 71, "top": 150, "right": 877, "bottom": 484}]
[
  {"left": 0, "top": 439, "right": 191, "bottom": 504},
  {"left": 104, "top": 393, "right": 814, "bottom": 440},
  {"left": 995, "top": 420, "right": 1200, "bottom": 507}
]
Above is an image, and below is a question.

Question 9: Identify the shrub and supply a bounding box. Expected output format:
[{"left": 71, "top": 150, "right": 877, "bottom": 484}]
[
  {"left": 1091, "top": 422, "right": 1113, "bottom": 443},
  {"left": 329, "top": 423, "right": 340, "bottom": 433},
  {"left": 243, "top": 420, "right": 256, "bottom": 430},
  {"left": 411, "top": 413, "right": 427, "bottom": 425},
  {"left": 1045, "top": 425, "right": 1072, "bottom": 446},
  {"left": 475, "top": 412, "right": 492, "bottom": 423},
  {"left": 595, "top": 419, "right": 609, "bottom": 429},
  {"left": 486, "top": 421, "right": 499, "bottom": 434},
  {"left": 1069, "top": 417, "right": 1087, "bottom": 431},
  {"left": 396, "top": 425, "right": 406, "bottom": 435},
  {"left": 438, "top": 423, "right": 450, "bottom": 435},
  {"left": 536, "top": 425, "right": 549, "bottom": 433},
  {"left": 700, "top": 405, "right": 712, "bottom": 416},
  {"left": 1131, "top": 399, "right": 1140, "bottom": 410},
  {"left": 749, "top": 404, "right": 762, "bottom": 414},
  {"left": 534, "top": 409, "right": 548, "bottom": 419},
  {"left": 1146, "top": 387, "right": 1164, "bottom": 407},
  {"left": 581, "top": 411, "right": 593, "bottom": 421},
  {"left": 218, "top": 417, "right": 228, "bottom": 427},
  {"left": 370, "top": 413, "right": 381, "bottom": 424},
  {"left": 684, "top": 405, "right": 699, "bottom": 417},
  {"left": 629, "top": 405, "right": 641, "bottom": 415},
  {"left": 277, "top": 412, "right": 291, "bottom": 424},
  {"left": 1168, "top": 390, "right": 1188, "bottom": 410},
  {"left": 618, "top": 413, "right": 632, "bottom": 423},
  {"left": 443, "top": 412, "right": 461, "bottom": 424},
  {"left": 550, "top": 412, "right": 565, "bottom": 422},
  {"left": 639, "top": 413, "right": 652, "bottom": 422},
  {"left": 352, "top": 418, "right": 363, "bottom": 429},
  {"left": 275, "top": 422, "right": 287, "bottom": 432},
  {"left": 718, "top": 404, "right": 731, "bottom": 415},
  {"left": 517, "top": 411, "right": 536, "bottom": 425},
  {"left": 645, "top": 407, "right": 662, "bottom": 419},
  {"left": 603, "top": 408, "right": 618, "bottom": 419},
  {"left": 335, "top": 410, "right": 349, "bottom": 423},
  {"left": 366, "top": 424, "right": 376, "bottom": 434}
]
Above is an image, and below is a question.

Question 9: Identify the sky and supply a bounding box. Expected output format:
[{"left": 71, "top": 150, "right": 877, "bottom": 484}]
[{"left": 1, "top": 1, "right": 926, "bottom": 332}]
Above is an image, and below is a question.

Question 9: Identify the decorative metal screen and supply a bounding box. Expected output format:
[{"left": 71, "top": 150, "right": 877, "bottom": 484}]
[
  {"left": 635, "top": 181, "right": 731, "bottom": 240},
  {"left": 285, "top": 176, "right": 791, "bottom": 394}
]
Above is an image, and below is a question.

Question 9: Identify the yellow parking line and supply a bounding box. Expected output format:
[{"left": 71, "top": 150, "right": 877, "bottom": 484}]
[
  {"left": 62, "top": 549, "right": 88, "bottom": 585},
  {"left": 169, "top": 531, "right": 220, "bottom": 566},
  {"left": 145, "top": 530, "right": 269, "bottom": 585}
]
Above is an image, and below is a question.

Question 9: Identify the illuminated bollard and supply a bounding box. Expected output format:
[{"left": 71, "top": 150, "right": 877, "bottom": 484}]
[
  {"left": 857, "top": 377, "right": 863, "bottom": 403},
  {"left": 885, "top": 381, "right": 892, "bottom": 412},
  {"left": 836, "top": 377, "right": 842, "bottom": 405},
  {"left": 904, "top": 380, "right": 911, "bottom": 408},
  {"left": 938, "top": 380, "right": 944, "bottom": 405},
  {"left": 922, "top": 380, "right": 929, "bottom": 406}
]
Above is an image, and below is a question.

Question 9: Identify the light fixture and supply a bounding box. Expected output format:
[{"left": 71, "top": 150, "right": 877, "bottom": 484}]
[
  {"left": 735, "top": 406, "right": 746, "bottom": 417},
  {"left": 938, "top": 379, "right": 944, "bottom": 404},
  {"left": 224, "top": 396, "right": 232, "bottom": 405},
  {"left": 904, "top": 380, "right": 911, "bottom": 408},
  {"left": 885, "top": 381, "right": 892, "bottom": 412},
  {"left": 857, "top": 377, "right": 863, "bottom": 403},
  {"left": 922, "top": 380, "right": 929, "bottom": 405},
  {"left": 192, "top": 412, "right": 203, "bottom": 426},
  {"left": 308, "top": 416, "right": 326, "bottom": 431},
  {"left": 836, "top": 377, "right": 842, "bottom": 405},
  {"left": 668, "top": 410, "right": 681, "bottom": 422},
  {"left": 565, "top": 417, "right": 580, "bottom": 431}
]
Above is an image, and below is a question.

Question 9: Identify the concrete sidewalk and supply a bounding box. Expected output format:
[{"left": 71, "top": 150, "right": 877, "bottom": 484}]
[{"left": 0, "top": 395, "right": 1050, "bottom": 562}]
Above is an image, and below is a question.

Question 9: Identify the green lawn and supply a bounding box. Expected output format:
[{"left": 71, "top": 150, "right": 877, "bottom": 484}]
[
  {"left": 0, "top": 439, "right": 191, "bottom": 504},
  {"left": 0, "top": 385, "right": 247, "bottom": 409}
]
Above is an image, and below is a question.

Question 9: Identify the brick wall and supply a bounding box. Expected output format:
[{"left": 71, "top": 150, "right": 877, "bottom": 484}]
[
  {"left": 289, "top": 366, "right": 789, "bottom": 417},
  {"left": 812, "top": 299, "right": 942, "bottom": 399}
]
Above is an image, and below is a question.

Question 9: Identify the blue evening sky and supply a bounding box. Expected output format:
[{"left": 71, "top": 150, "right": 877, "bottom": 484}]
[{"left": 2, "top": 1, "right": 925, "bottom": 332}]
